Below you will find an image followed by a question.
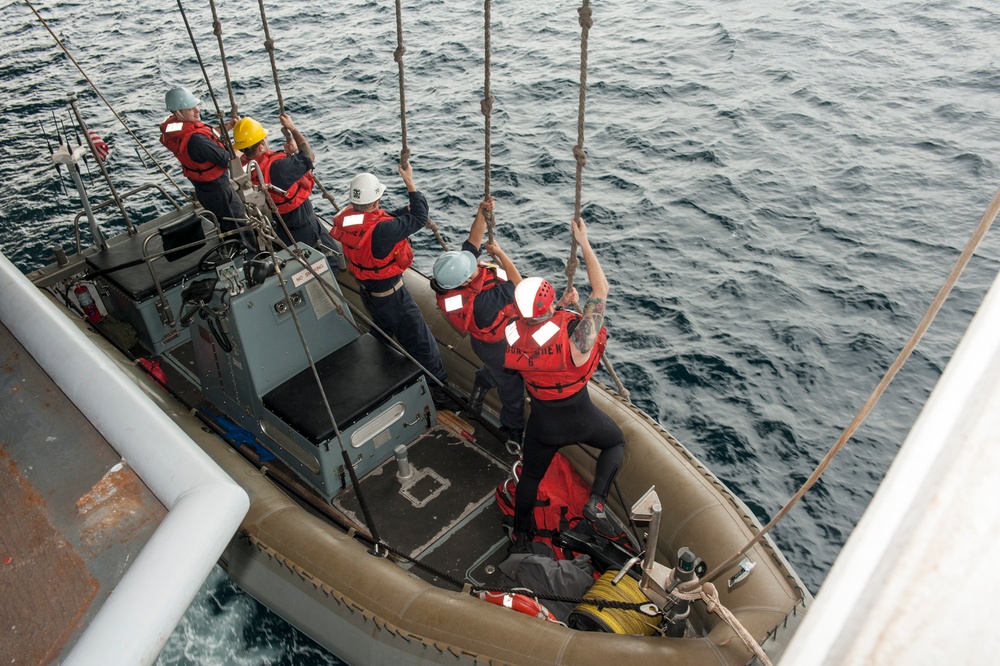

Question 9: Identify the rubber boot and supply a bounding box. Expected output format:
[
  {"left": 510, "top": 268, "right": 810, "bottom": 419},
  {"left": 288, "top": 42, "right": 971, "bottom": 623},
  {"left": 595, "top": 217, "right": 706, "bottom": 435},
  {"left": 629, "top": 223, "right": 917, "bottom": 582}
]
[
  {"left": 468, "top": 381, "right": 488, "bottom": 418},
  {"left": 507, "top": 531, "right": 531, "bottom": 556},
  {"left": 430, "top": 385, "right": 461, "bottom": 412},
  {"left": 583, "top": 496, "right": 624, "bottom": 539},
  {"left": 499, "top": 426, "right": 523, "bottom": 448}
]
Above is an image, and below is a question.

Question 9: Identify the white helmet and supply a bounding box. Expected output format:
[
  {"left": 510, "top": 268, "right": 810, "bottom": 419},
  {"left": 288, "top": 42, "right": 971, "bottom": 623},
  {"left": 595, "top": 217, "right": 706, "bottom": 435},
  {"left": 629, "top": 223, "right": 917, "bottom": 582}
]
[
  {"left": 348, "top": 173, "right": 386, "bottom": 206},
  {"left": 514, "top": 276, "right": 556, "bottom": 319}
]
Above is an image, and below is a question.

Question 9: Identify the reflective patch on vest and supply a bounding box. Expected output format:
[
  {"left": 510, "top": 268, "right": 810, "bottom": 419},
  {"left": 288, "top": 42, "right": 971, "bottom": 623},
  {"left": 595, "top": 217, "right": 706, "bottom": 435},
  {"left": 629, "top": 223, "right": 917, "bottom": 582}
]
[
  {"left": 165, "top": 122, "right": 183, "bottom": 133},
  {"left": 495, "top": 267, "right": 508, "bottom": 281},
  {"left": 532, "top": 321, "right": 560, "bottom": 346},
  {"left": 443, "top": 294, "right": 464, "bottom": 312},
  {"left": 505, "top": 321, "right": 521, "bottom": 345},
  {"left": 342, "top": 213, "right": 365, "bottom": 227}
]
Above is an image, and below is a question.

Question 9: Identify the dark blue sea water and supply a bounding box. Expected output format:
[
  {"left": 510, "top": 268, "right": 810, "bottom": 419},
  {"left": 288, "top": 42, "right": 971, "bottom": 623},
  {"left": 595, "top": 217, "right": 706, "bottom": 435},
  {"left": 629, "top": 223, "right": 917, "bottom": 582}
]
[{"left": 3, "top": 0, "right": 999, "bottom": 663}]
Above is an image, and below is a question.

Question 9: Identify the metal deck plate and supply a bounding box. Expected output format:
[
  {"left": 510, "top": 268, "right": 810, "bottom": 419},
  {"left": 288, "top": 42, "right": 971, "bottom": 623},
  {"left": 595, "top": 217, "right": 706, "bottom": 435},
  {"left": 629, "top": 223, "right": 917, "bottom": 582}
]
[{"left": 0, "top": 322, "right": 166, "bottom": 663}]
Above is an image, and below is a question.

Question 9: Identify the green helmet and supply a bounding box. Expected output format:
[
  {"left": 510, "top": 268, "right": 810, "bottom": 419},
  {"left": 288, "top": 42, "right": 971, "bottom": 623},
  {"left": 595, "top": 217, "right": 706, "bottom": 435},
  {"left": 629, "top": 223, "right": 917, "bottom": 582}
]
[
  {"left": 432, "top": 251, "right": 478, "bottom": 290},
  {"left": 165, "top": 87, "right": 201, "bottom": 112}
]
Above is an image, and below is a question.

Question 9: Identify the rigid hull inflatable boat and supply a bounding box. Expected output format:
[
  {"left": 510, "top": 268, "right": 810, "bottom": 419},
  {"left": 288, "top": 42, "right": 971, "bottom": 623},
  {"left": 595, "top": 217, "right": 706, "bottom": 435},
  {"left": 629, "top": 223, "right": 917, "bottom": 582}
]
[{"left": 14, "top": 193, "right": 809, "bottom": 664}]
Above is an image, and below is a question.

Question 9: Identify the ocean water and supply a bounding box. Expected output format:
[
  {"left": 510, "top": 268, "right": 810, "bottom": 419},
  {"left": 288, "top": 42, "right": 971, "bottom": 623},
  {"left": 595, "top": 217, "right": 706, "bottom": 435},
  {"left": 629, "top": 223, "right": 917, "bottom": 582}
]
[{"left": 2, "top": 0, "right": 999, "bottom": 663}]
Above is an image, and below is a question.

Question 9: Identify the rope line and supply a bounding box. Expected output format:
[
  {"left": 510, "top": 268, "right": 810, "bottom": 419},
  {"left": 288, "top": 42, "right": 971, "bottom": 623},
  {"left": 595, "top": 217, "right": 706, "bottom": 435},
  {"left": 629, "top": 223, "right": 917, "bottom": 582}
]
[
  {"left": 23, "top": 0, "right": 191, "bottom": 202},
  {"left": 672, "top": 582, "right": 772, "bottom": 666},
  {"left": 391, "top": 0, "right": 448, "bottom": 250},
  {"left": 482, "top": 0, "right": 497, "bottom": 245},
  {"left": 208, "top": 0, "right": 239, "bottom": 121},
  {"left": 257, "top": 0, "right": 285, "bottom": 114},
  {"left": 564, "top": 0, "right": 592, "bottom": 291},
  {"left": 696, "top": 185, "right": 1000, "bottom": 588},
  {"left": 563, "top": 2, "right": 629, "bottom": 402},
  {"left": 176, "top": 0, "right": 235, "bottom": 157},
  {"left": 256, "top": 0, "right": 340, "bottom": 212},
  {"left": 393, "top": 0, "right": 409, "bottom": 168}
]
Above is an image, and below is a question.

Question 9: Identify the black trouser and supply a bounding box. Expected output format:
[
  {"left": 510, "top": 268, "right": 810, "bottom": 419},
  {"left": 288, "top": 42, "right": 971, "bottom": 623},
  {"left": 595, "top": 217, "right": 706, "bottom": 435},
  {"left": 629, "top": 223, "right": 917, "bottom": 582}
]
[
  {"left": 362, "top": 285, "right": 447, "bottom": 383},
  {"left": 513, "top": 387, "right": 625, "bottom": 534},
  {"left": 194, "top": 182, "right": 254, "bottom": 249},
  {"left": 470, "top": 337, "right": 525, "bottom": 430}
]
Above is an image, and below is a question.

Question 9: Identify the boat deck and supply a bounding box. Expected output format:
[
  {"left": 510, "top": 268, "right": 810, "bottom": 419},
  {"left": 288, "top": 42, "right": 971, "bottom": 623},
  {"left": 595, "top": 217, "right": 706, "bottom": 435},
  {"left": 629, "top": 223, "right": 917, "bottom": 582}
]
[
  {"left": 333, "top": 424, "right": 513, "bottom": 588},
  {"left": 0, "top": 321, "right": 166, "bottom": 664},
  {"left": 154, "top": 333, "right": 520, "bottom": 591}
]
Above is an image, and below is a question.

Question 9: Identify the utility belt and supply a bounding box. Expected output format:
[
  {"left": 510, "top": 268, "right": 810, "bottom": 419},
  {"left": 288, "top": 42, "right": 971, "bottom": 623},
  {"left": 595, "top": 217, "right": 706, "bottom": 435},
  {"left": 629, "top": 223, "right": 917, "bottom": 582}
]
[{"left": 363, "top": 278, "right": 404, "bottom": 298}]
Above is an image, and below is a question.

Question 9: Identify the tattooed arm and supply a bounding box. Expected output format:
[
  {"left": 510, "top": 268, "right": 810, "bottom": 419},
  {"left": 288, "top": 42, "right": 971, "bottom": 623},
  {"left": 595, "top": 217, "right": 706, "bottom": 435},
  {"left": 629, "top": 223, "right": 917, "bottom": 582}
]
[{"left": 569, "top": 217, "right": 609, "bottom": 367}]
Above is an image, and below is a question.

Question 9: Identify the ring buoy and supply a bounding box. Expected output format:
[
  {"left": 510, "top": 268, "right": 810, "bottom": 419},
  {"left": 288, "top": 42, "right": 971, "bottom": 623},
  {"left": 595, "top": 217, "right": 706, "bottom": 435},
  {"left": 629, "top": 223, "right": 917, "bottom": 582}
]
[{"left": 477, "top": 591, "right": 560, "bottom": 623}]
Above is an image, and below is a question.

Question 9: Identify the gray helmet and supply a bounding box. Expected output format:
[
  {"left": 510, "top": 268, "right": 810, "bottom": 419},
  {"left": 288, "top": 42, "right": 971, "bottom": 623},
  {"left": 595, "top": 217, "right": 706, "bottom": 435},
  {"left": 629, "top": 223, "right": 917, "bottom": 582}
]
[
  {"left": 165, "top": 87, "right": 201, "bottom": 112},
  {"left": 432, "top": 251, "right": 478, "bottom": 290},
  {"left": 348, "top": 173, "right": 387, "bottom": 206}
]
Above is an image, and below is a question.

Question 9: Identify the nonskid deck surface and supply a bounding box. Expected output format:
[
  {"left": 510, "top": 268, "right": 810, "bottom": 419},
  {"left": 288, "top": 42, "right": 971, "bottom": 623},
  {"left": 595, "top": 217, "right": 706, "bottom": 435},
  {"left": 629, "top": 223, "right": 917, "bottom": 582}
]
[
  {"left": 155, "top": 337, "right": 517, "bottom": 587},
  {"left": 333, "top": 424, "right": 514, "bottom": 588}
]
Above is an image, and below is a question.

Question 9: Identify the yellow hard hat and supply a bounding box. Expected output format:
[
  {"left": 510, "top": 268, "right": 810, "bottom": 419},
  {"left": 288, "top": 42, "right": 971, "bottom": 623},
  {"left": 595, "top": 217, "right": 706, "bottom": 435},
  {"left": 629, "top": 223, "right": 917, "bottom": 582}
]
[{"left": 232, "top": 117, "right": 268, "bottom": 150}]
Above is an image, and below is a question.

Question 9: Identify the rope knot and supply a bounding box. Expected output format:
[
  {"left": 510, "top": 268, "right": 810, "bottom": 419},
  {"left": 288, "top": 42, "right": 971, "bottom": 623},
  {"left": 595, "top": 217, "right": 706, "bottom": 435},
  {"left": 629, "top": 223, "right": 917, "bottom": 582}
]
[
  {"left": 394, "top": 45, "right": 406, "bottom": 62},
  {"left": 480, "top": 95, "right": 494, "bottom": 116},
  {"left": 264, "top": 38, "right": 274, "bottom": 50},
  {"left": 213, "top": 20, "right": 222, "bottom": 37},
  {"left": 578, "top": 5, "right": 593, "bottom": 30},
  {"left": 399, "top": 147, "right": 411, "bottom": 166},
  {"left": 572, "top": 145, "right": 587, "bottom": 166}
]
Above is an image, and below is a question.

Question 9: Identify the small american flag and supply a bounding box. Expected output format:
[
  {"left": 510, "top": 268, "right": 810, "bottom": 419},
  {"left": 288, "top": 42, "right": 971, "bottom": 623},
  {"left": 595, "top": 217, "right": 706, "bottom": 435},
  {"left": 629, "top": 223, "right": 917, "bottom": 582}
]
[{"left": 88, "top": 129, "right": 110, "bottom": 163}]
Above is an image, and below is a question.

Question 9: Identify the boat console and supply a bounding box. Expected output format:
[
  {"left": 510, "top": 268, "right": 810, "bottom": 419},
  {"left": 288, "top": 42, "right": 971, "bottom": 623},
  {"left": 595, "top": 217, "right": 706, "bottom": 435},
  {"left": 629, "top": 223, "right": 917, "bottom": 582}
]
[
  {"left": 85, "top": 206, "right": 218, "bottom": 354},
  {"left": 185, "top": 244, "right": 436, "bottom": 502}
]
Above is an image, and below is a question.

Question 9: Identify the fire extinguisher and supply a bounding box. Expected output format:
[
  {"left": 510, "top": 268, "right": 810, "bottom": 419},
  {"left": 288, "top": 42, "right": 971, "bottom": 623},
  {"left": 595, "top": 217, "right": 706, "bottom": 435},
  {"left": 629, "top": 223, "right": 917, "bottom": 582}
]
[{"left": 74, "top": 283, "right": 103, "bottom": 324}]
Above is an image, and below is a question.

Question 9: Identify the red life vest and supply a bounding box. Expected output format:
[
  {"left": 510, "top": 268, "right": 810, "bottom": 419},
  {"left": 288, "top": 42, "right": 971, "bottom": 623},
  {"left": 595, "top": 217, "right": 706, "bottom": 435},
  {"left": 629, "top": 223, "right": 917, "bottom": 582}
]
[
  {"left": 332, "top": 205, "right": 414, "bottom": 281},
  {"left": 504, "top": 309, "right": 607, "bottom": 401},
  {"left": 243, "top": 151, "right": 315, "bottom": 214},
  {"left": 494, "top": 453, "right": 591, "bottom": 561},
  {"left": 435, "top": 264, "right": 515, "bottom": 343},
  {"left": 159, "top": 117, "right": 227, "bottom": 183}
]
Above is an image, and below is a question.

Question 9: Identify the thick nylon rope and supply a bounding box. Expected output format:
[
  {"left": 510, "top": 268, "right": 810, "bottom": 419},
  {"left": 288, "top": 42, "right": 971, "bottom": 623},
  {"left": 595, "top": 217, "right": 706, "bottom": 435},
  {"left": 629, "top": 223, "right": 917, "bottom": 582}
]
[
  {"left": 208, "top": 0, "right": 239, "bottom": 122},
  {"left": 392, "top": 0, "right": 448, "bottom": 250},
  {"left": 672, "top": 582, "right": 772, "bottom": 666},
  {"left": 256, "top": 0, "right": 340, "bottom": 212},
  {"left": 393, "top": 0, "right": 410, "bottom": 168},
  {"left": 176, "top": 0, "right": 235, "bottom": 157},
  {"left": 564, "top": 2, "right": 630, "bottom": 402},
  {"left": 695, "top": 185, "right": 1000, "bottom": 589},
  {"left": 24, "top": 0, "right": 191, "bottom": 201},
  {"left": 482, "top": 0, "right": 496, "bottom": 244},
  {"left": 564, "top": 0, "right": 591, "bottom": 291}
]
